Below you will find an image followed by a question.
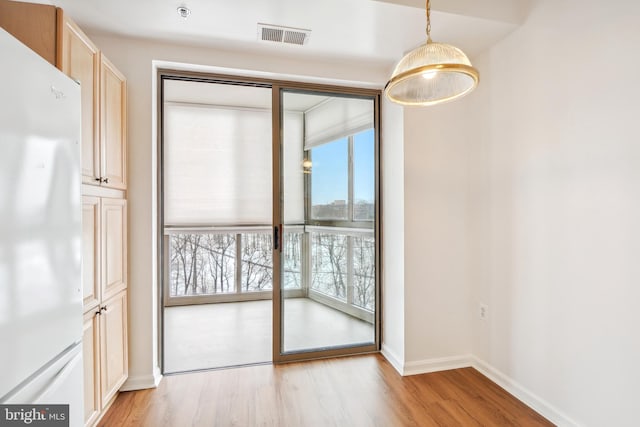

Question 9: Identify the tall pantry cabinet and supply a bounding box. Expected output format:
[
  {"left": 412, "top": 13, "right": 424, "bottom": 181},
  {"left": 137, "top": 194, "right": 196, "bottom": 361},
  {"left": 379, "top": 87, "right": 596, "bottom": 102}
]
[
  {"left": 61, "top": 14, "right": 129, "bottom": 427},
  {"left": 0, "top": 2, "right": 129, "bottom": 426}
]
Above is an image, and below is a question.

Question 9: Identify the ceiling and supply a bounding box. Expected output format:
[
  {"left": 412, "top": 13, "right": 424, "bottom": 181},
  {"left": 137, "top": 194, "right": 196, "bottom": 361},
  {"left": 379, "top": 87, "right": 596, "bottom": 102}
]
[{"left": 53, "top": 0, "right": 531, "bottom": 69}]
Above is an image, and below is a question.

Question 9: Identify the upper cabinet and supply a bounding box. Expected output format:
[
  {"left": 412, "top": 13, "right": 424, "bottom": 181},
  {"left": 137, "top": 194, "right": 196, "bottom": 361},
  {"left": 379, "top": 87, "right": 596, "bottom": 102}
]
[
  {"left": 100, "top": 56, "right": 127, "bottom": 190},
  {"left": 0, "top": 2, "right": 127, "bottom": 190},
  {"left": 58, "top": 12, "right": 127, "bottom": 190},
  {"left": 57, "top": 15, "right": 101, "bottom": 186}
]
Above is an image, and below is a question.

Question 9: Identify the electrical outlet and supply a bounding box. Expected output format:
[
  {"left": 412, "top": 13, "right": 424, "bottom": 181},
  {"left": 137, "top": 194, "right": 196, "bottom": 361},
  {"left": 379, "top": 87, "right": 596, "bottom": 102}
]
[{"left": 479, "top": 303, "right": 488, "bottom": 320}]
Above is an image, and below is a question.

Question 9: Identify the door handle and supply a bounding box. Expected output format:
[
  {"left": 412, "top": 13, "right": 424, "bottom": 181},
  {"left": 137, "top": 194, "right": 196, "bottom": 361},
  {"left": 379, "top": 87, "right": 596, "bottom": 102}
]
[{"left": 274, "top": 225, "right": 280, "bottom": 250}]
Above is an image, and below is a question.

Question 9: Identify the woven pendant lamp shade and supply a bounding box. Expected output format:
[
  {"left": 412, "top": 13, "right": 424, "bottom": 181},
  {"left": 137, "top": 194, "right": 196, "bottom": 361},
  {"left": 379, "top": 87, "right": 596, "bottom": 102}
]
[{"left": 385, "top": 0, "right": 479, "bottom": 106}]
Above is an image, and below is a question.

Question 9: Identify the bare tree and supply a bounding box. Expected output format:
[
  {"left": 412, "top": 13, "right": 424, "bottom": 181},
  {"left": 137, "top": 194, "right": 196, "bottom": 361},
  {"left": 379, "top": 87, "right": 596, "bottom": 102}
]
[
  {"left": 170, "top": 236, "right": 182, "bottom": 296},
  {"left": 189, "top": 234, "right": 202, "bottom": 294},
  {"left": 171, "top": 234, "right": 195, "bottom": 295},
  {"left": 202, "top": 234, "right": 235, "bottom": 293},
  {"left": 353, "top": 236, "right": 375, "bottom": 310},
  {"left": 242, "top": 233, "right": 272, "bottom": 291},
  {"left": 311, "top": 233, "right": 347, "bottom": 299},
  {"left": 283, "top": 233, "right": 302, "bottom": 289}
]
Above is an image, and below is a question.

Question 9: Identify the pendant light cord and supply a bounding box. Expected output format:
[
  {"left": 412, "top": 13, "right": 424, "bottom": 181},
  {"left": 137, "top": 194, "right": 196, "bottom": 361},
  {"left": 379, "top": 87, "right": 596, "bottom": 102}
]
[{"left": 426, "top": 0, "right": 432, "bottom": 42}]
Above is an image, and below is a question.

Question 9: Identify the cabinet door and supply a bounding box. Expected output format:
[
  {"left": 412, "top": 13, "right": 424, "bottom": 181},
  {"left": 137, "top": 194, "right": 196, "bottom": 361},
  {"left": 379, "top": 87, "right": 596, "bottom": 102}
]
[
  {"left": 101, "top": 198, "right": 127, "bottom": 301},
  {"left": 100, "top": 290, "right": 128, "bottom": 408},
  {"left": 100, "top": 56, "right": 127, "bottom": 190},
  {"left": 58, "top": 13, "right": 100, "bottom": 186},
  {"left": 83, "top": 309, "right": 101, "bottom": 427},
  {"left": 82, "top": 196, "right": 101, "bottom": 311}
]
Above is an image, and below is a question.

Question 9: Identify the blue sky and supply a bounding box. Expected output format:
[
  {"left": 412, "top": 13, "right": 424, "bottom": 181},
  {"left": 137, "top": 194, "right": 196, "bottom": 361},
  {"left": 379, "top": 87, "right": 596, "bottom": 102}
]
[{"left": 311, "top": 128, "right": 375, "bottom": 205}]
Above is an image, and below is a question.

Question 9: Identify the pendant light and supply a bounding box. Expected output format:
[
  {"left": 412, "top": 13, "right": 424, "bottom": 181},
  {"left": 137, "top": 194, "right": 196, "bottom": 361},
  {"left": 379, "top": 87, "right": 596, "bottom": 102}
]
[{"left": 385, "top": 0, "right": 479, "bottom": 106}]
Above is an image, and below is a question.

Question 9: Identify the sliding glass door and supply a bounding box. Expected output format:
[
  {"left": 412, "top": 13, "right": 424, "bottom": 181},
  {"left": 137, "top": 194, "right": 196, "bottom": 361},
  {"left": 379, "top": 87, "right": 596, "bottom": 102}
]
[
  {"left": 273, "top": 88, "right": 379, "bottom": 361},
  {"left": 160, "top": 72, "right": 379, "bottom": 370},
  {"left": 161, "top": 77, "right": 274, "bottom": 372}
]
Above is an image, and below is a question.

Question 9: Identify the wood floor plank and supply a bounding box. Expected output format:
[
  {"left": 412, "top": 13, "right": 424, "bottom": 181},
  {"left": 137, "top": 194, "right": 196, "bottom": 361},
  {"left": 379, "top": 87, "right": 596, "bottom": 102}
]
[{"left": 99, "top": 354, "right": 555, "bottom": 427}]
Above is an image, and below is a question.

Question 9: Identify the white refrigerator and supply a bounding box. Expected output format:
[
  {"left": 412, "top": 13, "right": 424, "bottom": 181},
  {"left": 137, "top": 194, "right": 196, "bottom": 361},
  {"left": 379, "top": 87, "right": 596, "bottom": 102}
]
[{"left": 0, "top": 28, "right": 84, "bottom": 427}]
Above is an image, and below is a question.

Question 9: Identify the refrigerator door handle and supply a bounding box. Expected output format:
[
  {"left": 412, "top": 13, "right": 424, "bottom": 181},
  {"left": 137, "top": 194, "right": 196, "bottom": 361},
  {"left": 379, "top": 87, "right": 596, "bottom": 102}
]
[{"left": 32, "top": 348, "right": 82, "bottom": 404}]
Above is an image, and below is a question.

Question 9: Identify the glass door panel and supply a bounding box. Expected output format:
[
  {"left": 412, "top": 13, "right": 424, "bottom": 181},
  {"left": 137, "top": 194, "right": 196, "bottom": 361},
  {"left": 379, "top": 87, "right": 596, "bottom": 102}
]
[
  {"left": 162, "top": 77, "right": 274, "bottom": 373},
  {"left": 278, "top": 90, "right": 378, "bottom": 357}
]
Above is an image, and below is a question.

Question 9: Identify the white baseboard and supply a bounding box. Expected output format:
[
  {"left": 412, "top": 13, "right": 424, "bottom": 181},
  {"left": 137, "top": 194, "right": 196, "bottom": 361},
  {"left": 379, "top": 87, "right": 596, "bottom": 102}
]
[
  {"left": 403, "top": 354, "right": 474, "bottom": 376},
  {"left": 380, "top": 344, "right": 404, "bottom": 375},
  {"left": 471, "top": 357, "right": 581, "bottom": 427},
  {"left": 120, "top": 366, "right": 163, "bottom": 391}
]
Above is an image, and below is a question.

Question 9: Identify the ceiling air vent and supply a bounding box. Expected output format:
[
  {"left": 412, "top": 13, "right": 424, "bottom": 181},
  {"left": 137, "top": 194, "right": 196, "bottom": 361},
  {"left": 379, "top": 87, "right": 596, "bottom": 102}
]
[{"left": 257, "top": 23, "right": 311, "bottom": 46}]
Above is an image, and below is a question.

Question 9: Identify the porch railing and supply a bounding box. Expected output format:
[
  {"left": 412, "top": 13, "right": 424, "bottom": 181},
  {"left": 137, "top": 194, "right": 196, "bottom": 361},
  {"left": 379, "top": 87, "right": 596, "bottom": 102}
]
[{"left": 163, "top": 225, "right": 375, "bottom": 323}]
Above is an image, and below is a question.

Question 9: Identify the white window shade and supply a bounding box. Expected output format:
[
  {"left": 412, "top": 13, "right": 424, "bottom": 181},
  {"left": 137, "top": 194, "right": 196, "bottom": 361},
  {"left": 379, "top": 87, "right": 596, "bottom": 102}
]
[
  {"left": 304, "top": 97, "right": 374, "bottom": 150},
  {"left": 164, "top": 103, "right": 272, "bottom": 226}
]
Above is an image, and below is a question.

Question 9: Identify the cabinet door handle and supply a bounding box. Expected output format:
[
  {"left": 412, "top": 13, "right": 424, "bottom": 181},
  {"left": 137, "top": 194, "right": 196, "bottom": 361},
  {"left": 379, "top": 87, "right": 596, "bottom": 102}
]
[
  {"left": 100, "top": 305, "right": 107, "bottom": 313},
  {"left": 95, "top": 177, "right": 102, "bottom": 182},
  {"left": 95, "top": 310, "right": 101, "bottom": 317},
  {"left": 103, "top": 177, "right": 109, "bottom": 184}
]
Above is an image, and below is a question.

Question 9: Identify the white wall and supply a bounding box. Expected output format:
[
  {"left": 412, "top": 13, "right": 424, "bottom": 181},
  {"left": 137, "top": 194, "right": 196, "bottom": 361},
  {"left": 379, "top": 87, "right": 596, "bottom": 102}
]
[
  {"left": 380, "top": 97, "right": 405, "bottom": 370},
  {"left": 88, "top": 33, "right": 391, "bottom": 388},
  {"left": 466, "top": 0, "right": 640, "bottom": 425},
  {"left": 402, "top": 91, "right": 479, "bottom": 371},
  {"left": 383, "top": 0, "right": 640, "bottom": 423}
]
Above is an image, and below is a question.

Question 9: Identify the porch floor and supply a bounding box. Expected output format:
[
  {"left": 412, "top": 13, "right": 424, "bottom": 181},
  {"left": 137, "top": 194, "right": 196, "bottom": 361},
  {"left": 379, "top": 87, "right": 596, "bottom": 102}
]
[{"left": 164, "top": 297, "right": 374, "bottom": 373}]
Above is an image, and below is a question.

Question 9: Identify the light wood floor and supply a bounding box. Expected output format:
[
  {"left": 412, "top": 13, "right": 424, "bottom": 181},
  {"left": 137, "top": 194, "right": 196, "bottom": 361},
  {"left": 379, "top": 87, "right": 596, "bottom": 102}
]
[
  {"left": 164, "top": 298, "right": 374, "bottom": 372},
  {"left": 100, "top": 354, "right": 554, "bottom": 427}
]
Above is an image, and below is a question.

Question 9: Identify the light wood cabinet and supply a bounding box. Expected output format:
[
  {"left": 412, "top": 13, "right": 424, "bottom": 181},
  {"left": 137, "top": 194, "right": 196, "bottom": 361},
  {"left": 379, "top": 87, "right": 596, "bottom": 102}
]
[
  {"left": 100, "top": 57, "right": 127, "bottom": 190},
  {"left": 82, "top": 290, "right": 128, "bottom": 426},
  {"left": 101, "top": 198, "right": 127, "bottom": 301},
  {"left": 0, "top": 0, "right": 57, "bottom": 64},
  {"left": 100, "top": 291, "right": 128, "bottom": 407},
  {"left": 81, "top": 195, "right": 127, "bottom": 426},
  {"left": 82, "top": 196, "right": 101, "bottom": 311},
  {"left": 59, "top": 14, "right": 127, "bottom": 190},
  {"left": 83, "top": 195, "right": 127, "bottom": 306},
  {"left": 83, "top": 310, "right": 101, "bottom": 427},
  {"left": 58, "top": 15, "right": 101, "bottom": 186}
]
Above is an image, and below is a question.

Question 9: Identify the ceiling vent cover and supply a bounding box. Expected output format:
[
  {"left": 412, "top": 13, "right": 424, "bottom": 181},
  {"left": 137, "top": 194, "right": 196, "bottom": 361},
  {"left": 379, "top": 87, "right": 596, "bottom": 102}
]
[{"left": 258, "top": 23, "right": 311, "bottom": 46}]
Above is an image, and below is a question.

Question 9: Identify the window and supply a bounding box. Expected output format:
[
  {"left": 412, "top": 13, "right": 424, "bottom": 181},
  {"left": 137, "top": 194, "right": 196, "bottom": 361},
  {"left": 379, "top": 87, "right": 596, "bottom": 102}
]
[
  {"left": 353, "top": 129, "right": 375, "bottom": 221},
  {"left": 305, "top": 127, "right": 376, "bottom": 314},
  {"left": 310, "top": 137, "right": 349, "bottom": 220},
  {"left": 308, "top": 128, "right": 375, "bottom": 224},
  {"left": 163, "top": 80, "right": 276, "bottom": 302}
]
